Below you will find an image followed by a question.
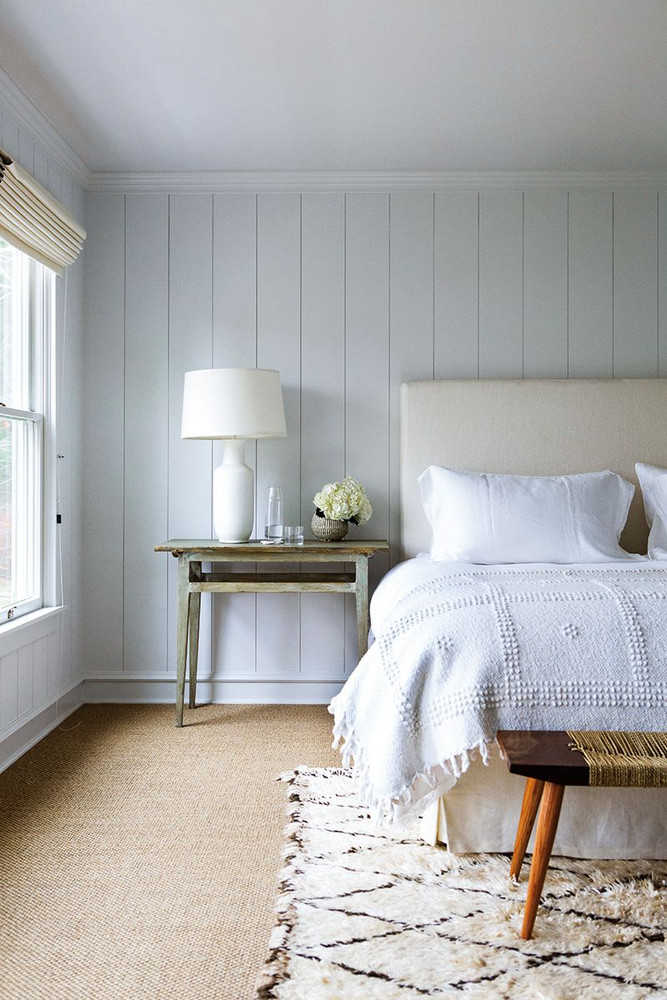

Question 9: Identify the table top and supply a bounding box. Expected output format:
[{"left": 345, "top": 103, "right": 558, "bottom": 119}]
[
  {"left": 496, "top": 730, "right": 589, "bottom": 785},
  {"left": 154, "top": 538, "right": 390, "bottom": 556}
]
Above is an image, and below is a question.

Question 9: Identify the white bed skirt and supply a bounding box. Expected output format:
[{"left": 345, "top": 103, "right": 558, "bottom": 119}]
[{"left": 421, "top": 747, "right": 667, "bottom": 859}]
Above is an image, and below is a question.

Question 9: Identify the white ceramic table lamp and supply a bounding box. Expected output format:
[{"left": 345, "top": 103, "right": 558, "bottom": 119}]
[{"left": 181, "top": 368, "right": 286, "bottom": 542}]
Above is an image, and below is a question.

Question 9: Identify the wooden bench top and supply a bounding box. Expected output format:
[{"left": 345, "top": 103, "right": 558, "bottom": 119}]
[
  {"left": 496, "top": 730, "right": 589, "bottom": 786},
  {"left": 498, "top": 728, "right": 667, "bottom": 939}
]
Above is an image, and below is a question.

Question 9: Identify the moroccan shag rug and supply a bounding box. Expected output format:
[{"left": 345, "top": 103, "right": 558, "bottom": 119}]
[{"left": 256, "top": 767, "right": 667, "bottom": 1000}]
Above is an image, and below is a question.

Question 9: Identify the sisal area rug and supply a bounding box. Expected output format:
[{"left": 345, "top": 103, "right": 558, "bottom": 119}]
[
  {"left": 0, "top": 704, "right": 340, "bottom": 1000},
  {"left": 257, "top": 768, "right": 667, "bottom": 1000}
]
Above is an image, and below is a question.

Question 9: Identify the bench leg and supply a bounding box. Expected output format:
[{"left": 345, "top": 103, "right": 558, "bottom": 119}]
[
  {"left": 521, "top": 781, "right": 565, "bottom": 940},
  {"left": 510, "top": 777, "right": 545, "bottom": 881}
]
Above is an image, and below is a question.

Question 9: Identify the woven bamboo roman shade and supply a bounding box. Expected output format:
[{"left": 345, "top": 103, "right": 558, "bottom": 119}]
[{"left": 0, "top": 147, "right": 86, "bottom": 275}]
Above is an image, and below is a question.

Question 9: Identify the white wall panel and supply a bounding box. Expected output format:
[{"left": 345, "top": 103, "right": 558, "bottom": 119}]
[
  {"left": 212, "top": 193, "right": 258, "bottom": 677},
  {"left": 17, "top": 645, "right": 32, "bottom": 717},
  {"left": 434, "top": 192, "right": 479, "bottom": 379},
  {"left": 167, "top": 194, "right": 214, "bottom": 677},
  {"left": 124, "top": 194, "right": 169, "bottom": 674},
  {"left": 614, "top": 192, "right": 659, "bottom": 377},
  {"left": 32, "top": 636, "right": 48, "bottom": 706},
  {"left": 479, "top": 192, "right": 523, "bottom": 377},
  {"left": 0, "top": 615, "right": 73, "bottom": 742},
  {"left": 345, "top": 193, "right": 390, "bottom": 671},
  {"left": 60, "top": 175, "right": 75, "bottom": 213},
  {"left": 33, "top": 145, "right": 49, "bottom": 188},
  {"left": 0, "top": 652, "right": 18, "bottom": 729},
  {"left": 300, "top": 193, "right": 346, "bottom": 678},
  {"left": 47, "top": 161, "right": 62, "bottom": 202},
  {"left": 63, "top": 239, "right": 85, "bottom": 692},
  {"left": 568, "top": 190, "right": 613, "bottom": 377},
  {"left": 17, "top": 133, "right": 34, "bottom": 176},
  {"left": 213, "top": 193, "right": 258, "bottom": 371},
  {"left": 47, "top": 629, "right": 60, "bottom": 697},
  {"left": 1, "top": 111, "right": 19, "bottom": 160},
  {"left": 82, "top": 193, "right": 125, "bottom": 675},
  {"left": 344, "top": 194, "right": 390, "bottom": 548},
  {"left": 256, "top": 194, "right": 302, "bottom": 676},
  {"left": 523, "top": 191, "right": 568, "bottom": 377},
  {"left": 389, "top": 193, "right": 434, "bottom": 561}
]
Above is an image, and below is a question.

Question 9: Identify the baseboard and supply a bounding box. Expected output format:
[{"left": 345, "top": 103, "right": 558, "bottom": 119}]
[
  {"left": 2, "top": 676, "right": 343, "bottom": 769},
  {"left": 82, "top": 675, "right": 344, "bottom": 705},
  {"left": 0, "top": 681, "right": 84, "bottom": 773}
]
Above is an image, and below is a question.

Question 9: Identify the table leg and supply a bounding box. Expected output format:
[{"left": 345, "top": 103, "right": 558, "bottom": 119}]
[
  {"left": 522, "top": 781, "right": 565, "bottom": 940},
  {"left": 175, "top": 555, "right": 190, "bottom": 728},
  {"left": 510, "top": 777, "right": 545, "bottom": 881},
  {"left": 355, "top": 556, "right": 370, "bottom": 659},
  {"left": 188, "top": 591, "right": 201, "bottom": 709}
]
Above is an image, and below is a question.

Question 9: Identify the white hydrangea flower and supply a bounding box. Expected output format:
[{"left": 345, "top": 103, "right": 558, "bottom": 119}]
[{"left": 313, "top": 475, "right": 373, "bottom": 524}]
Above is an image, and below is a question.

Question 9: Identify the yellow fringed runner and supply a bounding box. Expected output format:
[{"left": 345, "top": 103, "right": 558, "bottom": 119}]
[{"left": 567, "top": 730, "right": 667, "bottom": 787}]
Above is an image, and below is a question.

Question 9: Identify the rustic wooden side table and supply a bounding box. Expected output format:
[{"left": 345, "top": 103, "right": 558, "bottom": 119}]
[{"left": 155, "top": 538, "right": 389, "bottom": 727}]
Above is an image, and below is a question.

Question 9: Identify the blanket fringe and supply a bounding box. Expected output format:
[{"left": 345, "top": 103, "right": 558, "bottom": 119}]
[{"left": 331, "top": 706, "right": 496, "bottom": 825}]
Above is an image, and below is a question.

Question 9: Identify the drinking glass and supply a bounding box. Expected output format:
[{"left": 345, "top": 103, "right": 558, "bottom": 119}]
[{"left": 285, "top": 525, "right": 304, "bottom": 545}]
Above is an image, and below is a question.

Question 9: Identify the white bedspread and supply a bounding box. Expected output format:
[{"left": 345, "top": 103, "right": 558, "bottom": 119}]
[{"left": 329, "top": 560, "right": 667, "bottom": 823}]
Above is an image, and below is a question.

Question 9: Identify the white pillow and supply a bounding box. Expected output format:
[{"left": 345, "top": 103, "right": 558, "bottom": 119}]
[
  {"left": 418, "top": 465, "right": 635, "bottom": 564},
  {"left": 635, "top": 463, "right": 667, "bottom": 559}
]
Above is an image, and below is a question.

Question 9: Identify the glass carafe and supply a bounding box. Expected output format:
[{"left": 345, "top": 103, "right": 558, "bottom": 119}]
[{"left": 264, "top": 486, "right": 283, "bottom": 539}]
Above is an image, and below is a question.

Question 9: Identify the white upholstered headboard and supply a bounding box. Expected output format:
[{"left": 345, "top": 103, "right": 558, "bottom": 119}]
[{"left": 400, "top": 378, "right": 667, "bottom": 559}]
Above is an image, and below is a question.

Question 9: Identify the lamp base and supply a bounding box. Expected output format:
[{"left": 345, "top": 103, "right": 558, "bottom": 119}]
[{"left": 213, "top": 440, "right": 254, "bottom": 542}]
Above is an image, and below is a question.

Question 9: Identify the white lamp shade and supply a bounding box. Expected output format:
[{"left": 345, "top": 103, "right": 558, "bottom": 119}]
[{"left": 181, "top": 368, "right": 287, "bottom": 440}]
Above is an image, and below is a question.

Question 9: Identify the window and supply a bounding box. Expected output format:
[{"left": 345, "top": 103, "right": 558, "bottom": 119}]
[{"left": 0, "top": 238, "right": 53, "bottom": 622}]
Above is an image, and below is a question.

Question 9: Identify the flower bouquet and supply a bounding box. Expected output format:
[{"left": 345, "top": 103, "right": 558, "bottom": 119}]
[{"left": 312, "top": 476, "right": 372, "bottom": 541}]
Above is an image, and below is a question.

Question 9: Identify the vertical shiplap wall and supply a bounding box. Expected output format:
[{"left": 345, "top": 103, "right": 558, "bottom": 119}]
[
  {"left": 0, "top": 101, "right": 86, "bottom": 761},
  {"left": 83, "top": 186, "right": 666, "bottom": 701}
]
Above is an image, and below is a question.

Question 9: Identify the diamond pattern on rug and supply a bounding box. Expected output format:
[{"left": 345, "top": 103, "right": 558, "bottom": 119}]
[{"left": 256, "top": 767, "right": 667, "bottom": 1000}]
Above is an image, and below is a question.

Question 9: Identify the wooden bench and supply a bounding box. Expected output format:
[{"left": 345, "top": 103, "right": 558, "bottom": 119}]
[{"left": 496, "top": 730, "right": 607, "bottom": 940}]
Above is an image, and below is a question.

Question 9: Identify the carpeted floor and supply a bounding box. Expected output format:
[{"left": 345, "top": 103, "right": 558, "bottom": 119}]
[{"left": 0, "top": 703, "right": 339, "bottom": 1000}]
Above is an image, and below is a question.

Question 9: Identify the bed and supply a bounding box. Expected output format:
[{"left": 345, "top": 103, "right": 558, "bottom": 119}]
[{"left": 330, "top": 378, "right": 667, "bottom": 858}]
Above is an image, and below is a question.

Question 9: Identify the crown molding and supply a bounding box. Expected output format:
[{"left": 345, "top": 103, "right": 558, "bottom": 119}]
[
  {"left": 86, "top": 168, "right": 667, "bottom": 193},
  {"left": 0, "top": 62, "right": 663, "bottom": 196},
  {"left": 0, "top": 63, "right": 92, "bottom": 190}
]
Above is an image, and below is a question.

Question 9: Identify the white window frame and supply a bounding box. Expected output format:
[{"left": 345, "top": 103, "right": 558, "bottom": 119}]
[{"left": 0, "top": 244, "right": 55, "bottom": 623}]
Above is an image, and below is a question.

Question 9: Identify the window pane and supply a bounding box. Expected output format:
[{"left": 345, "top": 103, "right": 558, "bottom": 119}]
[
  {"left": 0, "top": 415, "right": 39, "bottom": 610},
  {"left": 0, "top": 239, "right": 29, "bottom": 409}
]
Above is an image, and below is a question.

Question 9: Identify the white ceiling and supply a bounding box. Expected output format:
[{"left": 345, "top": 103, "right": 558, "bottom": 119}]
[{"left": 0, "top": 0, "right": 665, "bottom": 174}]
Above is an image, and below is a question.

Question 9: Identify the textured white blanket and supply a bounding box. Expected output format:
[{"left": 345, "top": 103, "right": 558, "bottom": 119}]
[{"left": 329, "top": 565, "right": 667, "bottom": 823}]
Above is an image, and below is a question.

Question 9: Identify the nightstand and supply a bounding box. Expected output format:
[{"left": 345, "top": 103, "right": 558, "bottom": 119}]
[{"left": 155, "top": 538, "right": 389, "bottom": 726}]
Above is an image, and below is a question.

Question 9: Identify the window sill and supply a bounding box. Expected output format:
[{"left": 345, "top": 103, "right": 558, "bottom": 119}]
[{"left": 0, "top": 605, "right": 63, "bottom": 637}]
